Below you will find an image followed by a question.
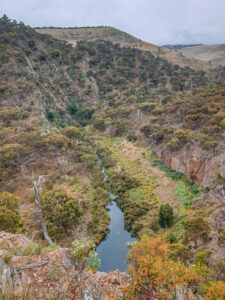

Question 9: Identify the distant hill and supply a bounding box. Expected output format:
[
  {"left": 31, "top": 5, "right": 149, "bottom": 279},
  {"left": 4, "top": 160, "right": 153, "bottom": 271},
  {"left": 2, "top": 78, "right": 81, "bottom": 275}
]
[
  {"left": 177, "top": 44, "right": 225, "bottom": 66},
  {"left": 163, "top": 44, "right": 203, "bottom": 52},
  {"left": 35, "top": 27, "right": 207, "bottom": 70}
]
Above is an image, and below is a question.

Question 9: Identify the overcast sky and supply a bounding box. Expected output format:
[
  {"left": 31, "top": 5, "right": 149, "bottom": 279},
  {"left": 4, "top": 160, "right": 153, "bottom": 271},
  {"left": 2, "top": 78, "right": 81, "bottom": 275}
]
[{"left": 1, "top": 0, "right": 225, "bottom": 45}]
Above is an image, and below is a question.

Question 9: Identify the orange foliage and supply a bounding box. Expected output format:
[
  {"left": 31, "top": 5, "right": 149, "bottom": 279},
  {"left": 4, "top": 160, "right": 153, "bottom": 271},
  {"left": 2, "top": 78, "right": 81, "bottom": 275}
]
[
  {"left": 123, "top": 236, "right": 206, "bottom": 299},
  {"left": 205, "top": 281, "right": 225, "bottom": 300}
]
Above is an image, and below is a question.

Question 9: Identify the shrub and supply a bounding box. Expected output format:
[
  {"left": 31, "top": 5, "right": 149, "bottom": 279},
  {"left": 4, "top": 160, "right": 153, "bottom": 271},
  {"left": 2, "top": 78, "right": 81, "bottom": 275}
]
[
  {"left": 184, "top": 215, "right": 211, "bottom": 247},
  {"left": 62, "top": 126, "right": 81, "bottom": 139},
  {"left": 28, "top": 40, "right": 35, "bottom": 49},
  {"left": 195, "top": 249, "right": 212, "bottom": 266},
  {"left": 39, "top": 51, "right": 47, "bottom": 61},
  {"left": 166, "top": 137, "right": 181, "bottom": 150},
  {"left": 204, "top": 281, "right": 225, "bottom": 300},
  {"left": 40, "top": 188, "right": 80, "bottom": 240},
  {"left": 2, "top": 253, "right": 13, "bottom": 263},
  {"left": 42, "top": 133, "right": 70, "bottom": 150},
  {"left": 124, "top": 236, "right": 205, "bottom": 299},
  {"left": 72, "top": 238, "right": 99, "bottom": 269},
  {"left": 158, "top": 204, "right": 173, "bottom": 228},
  {"left": 0, "top": 192, "right": 23, "bottom": 233},
  {"left": 167, "top": 243, "right": 193, "bottom": 264},
  {"left": 51, "top": 49, "right": 60, "bottom": 59}
]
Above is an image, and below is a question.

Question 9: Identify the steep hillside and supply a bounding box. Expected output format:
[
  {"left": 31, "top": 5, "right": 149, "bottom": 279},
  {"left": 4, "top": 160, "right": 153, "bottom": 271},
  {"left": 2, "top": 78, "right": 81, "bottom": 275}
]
[
  {"left": 1, "top": 16, "right": 225, "bottom": 299},
  {"left": 178, "top": 43, "right": 225, "bottom": 66},
  {"left": 35, "top": 26, "right": 208, "bottom": 70}
]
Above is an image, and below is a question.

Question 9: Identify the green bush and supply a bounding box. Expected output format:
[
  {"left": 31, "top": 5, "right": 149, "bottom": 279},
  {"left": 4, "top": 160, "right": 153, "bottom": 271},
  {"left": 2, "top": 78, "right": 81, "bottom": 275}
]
[
  {"left": 195, "top": 249, "right": 212, "bottom": 266},
  {"left": 184, "top": 215, "right": 210, "bottom": 246},
  {"left": 158, "top": 204, "right": 174, "bottom": 228},
  {"left": 72, "top": 238, "right": 99, "bottom": 270},
  {"left": 40, "top": 188, "right": 80, "bottom": 240},
  {"left": 0, "top": 192, "right": 23, "bottom": 233},
  {"left": 166, "top": 137, "right": 181, "bottom": 150},
  {"left": 62, "top": 126, "right": 81, "bottom": 139},
  {"left": 168, "top": 243, "right": 193, "bottom": 264}
]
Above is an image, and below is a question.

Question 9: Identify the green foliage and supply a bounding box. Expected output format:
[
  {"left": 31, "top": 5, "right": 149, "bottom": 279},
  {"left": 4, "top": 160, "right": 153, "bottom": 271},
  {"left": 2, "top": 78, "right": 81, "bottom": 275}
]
[
  {"left": 38, "top": 51, "right": 47, "bottom": 61},
  {"left": 167, "top": 243, "right": 193, "bottom": 264},
  {"left": 28, "top": 40, "right": 35, "bottom": 49},
  {"left": 167, "top": 232, "right": 177, "bottom": 243},
  {"left": 174, "top": 182, "right": 193, "bottom": 208},
  {"left": 152, "top": 160, "right": 183, "bottom": 181},
  {"left": 87, "top": 250, "right": 101, "bottom": 271},
  {"left": 47, "top": 110, "right": 54, "bottom": 121},
  {"left": 44, "top": 243, "right": 60, "bottom": 252},
  {"left": 72, "top": 238, "right": 96, "bottom": 267},
  {"left": 184, "top": 215, "right": 211, "bottom": 246},
  {"left": 129, "top": 189, "right": 143, "bottom": 203},
  {"left": 51, "top": 49, "right": 61, "bottom": 59},
  {"left": 0, "top": 192, "right": 23, "bottom": 233},
  {"left": 166, "top": 137, "right": 181, "bottom": 150},
  {"left": 195, "top": 249, "right": 212, "bottom": 266},
  {"left": 42, "top": 133, "right": 70, "bottom": 151},
  {"left": 62, "top": 126, "right": 81, "bottom": 139},
  {"left": 40, "top": 188, "right": 80, "bottom": 240},
  {"left": 158, "top": 204, "right": 174, "bottom": 228},
  {"left": 2, "top": 252, "right": 12, "bottom": 263}
]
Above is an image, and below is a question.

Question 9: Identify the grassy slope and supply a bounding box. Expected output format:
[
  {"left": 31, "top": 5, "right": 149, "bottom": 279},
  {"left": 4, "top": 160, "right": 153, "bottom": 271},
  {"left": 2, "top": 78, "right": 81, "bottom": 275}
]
[{"left": 178, "top": 43, "right": 225, "bottom": 66}]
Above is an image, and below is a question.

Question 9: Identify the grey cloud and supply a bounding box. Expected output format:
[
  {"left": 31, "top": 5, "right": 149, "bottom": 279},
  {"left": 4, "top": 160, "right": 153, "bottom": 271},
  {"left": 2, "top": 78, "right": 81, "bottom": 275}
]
[{"left": 1, "top": 0, "right": 225, "bottom": 45}]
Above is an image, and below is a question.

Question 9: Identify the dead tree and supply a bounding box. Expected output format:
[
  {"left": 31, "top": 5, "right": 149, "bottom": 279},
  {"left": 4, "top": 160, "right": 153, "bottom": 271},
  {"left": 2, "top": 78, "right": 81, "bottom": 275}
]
[
  {"left": 216, "top": 185, "right": 225, "bottom": 203},
  {"left": 32, "top": 171, "right": 53, "bottom": 246},
  {"left": 20, "top": 156, "right": 35, "bottom": 180}
]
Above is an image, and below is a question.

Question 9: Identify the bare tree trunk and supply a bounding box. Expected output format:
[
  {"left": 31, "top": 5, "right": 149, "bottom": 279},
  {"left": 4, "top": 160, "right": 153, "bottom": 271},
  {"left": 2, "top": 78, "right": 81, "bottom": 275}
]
[
  {"left": 32, "top": 171, "right": 53, "bottom": 246},
  {"left": 217, "top": 185, "right": 225, "bottom": 203},
  {"left": 20, "top": 156, "right": 34, "bottom": 180}
]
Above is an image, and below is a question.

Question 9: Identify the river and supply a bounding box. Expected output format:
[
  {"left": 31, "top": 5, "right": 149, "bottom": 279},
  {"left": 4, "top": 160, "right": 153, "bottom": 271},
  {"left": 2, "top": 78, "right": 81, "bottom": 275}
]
[{"left": 96, "top": 157, "right": 137, "bottom": 272}]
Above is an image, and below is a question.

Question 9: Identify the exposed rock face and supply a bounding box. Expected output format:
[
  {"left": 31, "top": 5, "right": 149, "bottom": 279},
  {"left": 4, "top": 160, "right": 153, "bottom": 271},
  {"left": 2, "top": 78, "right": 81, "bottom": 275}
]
[
  {"left": 0, "top": 231, "right": 30, "bottom": 254},
  {"left": 155, "top": 144, "right": 225, "bottom": 187},
  {"left": 0, "top": 232, "right": 127, "bottom": 299}
]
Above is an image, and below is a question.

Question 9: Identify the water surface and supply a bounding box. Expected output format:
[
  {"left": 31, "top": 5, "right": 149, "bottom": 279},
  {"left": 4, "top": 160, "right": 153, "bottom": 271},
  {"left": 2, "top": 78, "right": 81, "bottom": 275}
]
[{"left": 96, "top": 197, "right": 137, "bottom": 272}]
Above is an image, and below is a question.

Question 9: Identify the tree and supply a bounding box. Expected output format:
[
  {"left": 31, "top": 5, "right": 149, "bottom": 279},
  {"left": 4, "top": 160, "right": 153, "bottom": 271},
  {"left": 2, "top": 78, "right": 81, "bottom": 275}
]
[
  {"left": 158, "top": 204, "right": 173, "bottom": 228},
  {"left": 184, "top": 215, "right": 210, "bottom": 247}
]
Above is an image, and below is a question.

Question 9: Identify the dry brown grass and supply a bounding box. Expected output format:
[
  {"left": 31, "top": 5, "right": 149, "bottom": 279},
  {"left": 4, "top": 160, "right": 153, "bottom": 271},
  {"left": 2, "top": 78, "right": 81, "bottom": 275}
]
[{"left": 179, "top": 43, "right": 225, "bottom": 66}]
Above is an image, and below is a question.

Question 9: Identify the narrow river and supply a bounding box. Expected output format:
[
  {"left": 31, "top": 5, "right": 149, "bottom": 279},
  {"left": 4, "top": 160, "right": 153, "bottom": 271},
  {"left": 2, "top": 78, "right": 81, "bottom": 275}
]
[{"left": 96, "top": 157, "right": 137, "bottom": 272}]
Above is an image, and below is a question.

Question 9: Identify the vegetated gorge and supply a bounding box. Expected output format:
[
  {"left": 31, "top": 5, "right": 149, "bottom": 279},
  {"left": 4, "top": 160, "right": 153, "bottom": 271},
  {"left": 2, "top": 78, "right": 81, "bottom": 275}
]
[{"left": 0, "top": 15, "right": 225, "bottom": 299}]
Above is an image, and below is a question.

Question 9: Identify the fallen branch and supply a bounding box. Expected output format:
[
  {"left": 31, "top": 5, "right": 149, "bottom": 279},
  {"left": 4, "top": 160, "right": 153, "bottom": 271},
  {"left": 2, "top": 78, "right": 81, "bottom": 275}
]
[{"left": 16, "top": 259, "right": 48, "bottom": 271}]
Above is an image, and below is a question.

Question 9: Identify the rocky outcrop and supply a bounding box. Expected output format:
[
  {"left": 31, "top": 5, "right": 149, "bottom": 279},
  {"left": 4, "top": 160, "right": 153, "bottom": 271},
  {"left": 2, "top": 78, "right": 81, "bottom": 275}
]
[
  {"left": 155, "top": 144, "right": 225, "bottom": 188},
  {"left": 0, "top": 232, "right": 127, "bottom": 299}
]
